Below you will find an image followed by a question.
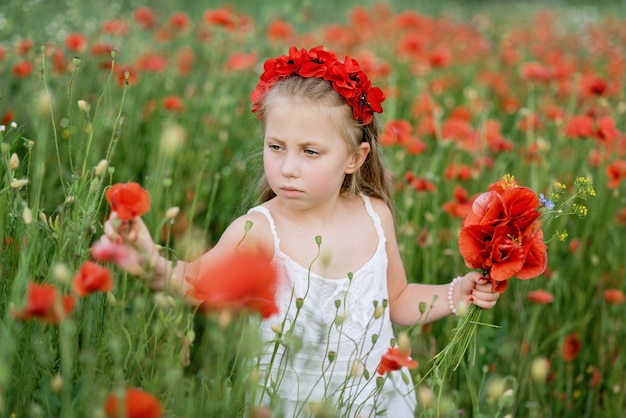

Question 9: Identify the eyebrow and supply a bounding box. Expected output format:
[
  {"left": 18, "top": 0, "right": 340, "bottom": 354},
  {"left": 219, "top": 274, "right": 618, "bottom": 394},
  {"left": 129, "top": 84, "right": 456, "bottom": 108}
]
[{"left": 265, "top": 136, "right": 321, "bottom": 148}]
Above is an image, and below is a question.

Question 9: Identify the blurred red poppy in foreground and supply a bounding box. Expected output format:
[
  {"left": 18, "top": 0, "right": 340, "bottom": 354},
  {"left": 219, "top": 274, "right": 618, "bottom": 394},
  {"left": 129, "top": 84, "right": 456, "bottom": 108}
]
[
  {"left": 72, "top": 261, "right": 113, "bottom": 296},
  {"left": 12, "top": 282, "right": 75, "bottom": 323},
  {"left": 105, "top": 388, "right": 162, "bottom": 418},
  {"left": 376, "top": 346, "right": 418, "bottom": 375},
  {"left": 185, "top": 249, "right": 278, "bottom": 318},
  {"left": 105, "top": 182, "right": 151, "bottom": 220},
  {"left": 458, "top": 175, "right": 547, "bottom": 292}
]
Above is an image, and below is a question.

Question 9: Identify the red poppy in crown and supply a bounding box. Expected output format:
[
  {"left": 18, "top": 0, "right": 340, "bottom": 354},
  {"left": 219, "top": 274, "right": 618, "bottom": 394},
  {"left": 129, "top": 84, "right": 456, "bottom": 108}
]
[{"left": 250, "top": 46, "right": 385, "bottom": 125}]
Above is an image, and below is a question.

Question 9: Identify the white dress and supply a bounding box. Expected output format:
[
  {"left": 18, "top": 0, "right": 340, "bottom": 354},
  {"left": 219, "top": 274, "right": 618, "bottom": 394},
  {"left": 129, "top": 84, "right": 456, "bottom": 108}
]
[{"left": 248, "top": 195, "right": 416, "bottom": 417}]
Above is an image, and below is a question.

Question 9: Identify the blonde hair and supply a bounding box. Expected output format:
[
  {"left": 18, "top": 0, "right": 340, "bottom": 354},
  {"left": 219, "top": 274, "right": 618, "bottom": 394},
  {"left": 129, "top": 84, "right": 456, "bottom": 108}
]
[{"left": 254, "top": 76, "right": 392, "bottom": 209}]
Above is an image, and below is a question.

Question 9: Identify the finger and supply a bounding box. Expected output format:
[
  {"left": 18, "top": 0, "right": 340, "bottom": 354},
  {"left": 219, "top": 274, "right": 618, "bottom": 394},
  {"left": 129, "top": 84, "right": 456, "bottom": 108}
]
[
  {"left": 472, "top": 289, "right": 500, "bottom": 302},
  {"left": 103, "top": 221, "right": 119, "bottom": 240}
]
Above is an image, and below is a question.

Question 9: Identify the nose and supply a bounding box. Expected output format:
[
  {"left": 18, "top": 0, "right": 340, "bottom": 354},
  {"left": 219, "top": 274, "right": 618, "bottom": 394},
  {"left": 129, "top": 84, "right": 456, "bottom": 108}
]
[{"left": 281, "top": 153, "right": 299, "bottom": 178}]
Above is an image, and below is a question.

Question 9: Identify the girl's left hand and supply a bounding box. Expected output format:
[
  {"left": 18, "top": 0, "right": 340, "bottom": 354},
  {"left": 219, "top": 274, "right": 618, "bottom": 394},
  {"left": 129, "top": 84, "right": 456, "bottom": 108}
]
[{"left": 459, "top": 271, "right": 500, "bottom": 310}]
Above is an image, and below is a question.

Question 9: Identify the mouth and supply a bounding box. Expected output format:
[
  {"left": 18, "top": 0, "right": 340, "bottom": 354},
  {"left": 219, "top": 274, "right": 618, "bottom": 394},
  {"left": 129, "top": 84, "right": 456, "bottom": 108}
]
[{"left": 281, "top": 186, "right": 303, "bottom": 196}]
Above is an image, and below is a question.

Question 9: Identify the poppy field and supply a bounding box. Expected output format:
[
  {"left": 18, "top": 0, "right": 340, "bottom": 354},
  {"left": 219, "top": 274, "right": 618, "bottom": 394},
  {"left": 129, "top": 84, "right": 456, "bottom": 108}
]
[{"left": 1, "top": 1, "right": 626, "bottom": 417}]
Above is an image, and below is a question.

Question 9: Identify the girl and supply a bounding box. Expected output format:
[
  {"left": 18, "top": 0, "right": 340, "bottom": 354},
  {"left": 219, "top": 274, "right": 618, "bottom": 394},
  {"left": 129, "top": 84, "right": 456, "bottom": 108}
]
[{"left": 102, "top": 46, "right": 499, "bottom": 417}]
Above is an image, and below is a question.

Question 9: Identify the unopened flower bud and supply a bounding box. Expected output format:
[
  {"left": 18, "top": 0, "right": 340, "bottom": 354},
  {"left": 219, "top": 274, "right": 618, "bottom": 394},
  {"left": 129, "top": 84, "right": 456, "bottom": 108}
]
[
  {"left": 51, "top": 373, "right": 64, "bottom": 394},
  {"left": 11, "top": 178, "right": 28, "bottom": 189},
  {"left": 52, "top": 263, "right": 71, "bottom": 284},
  {"left": 22, "top": 207, "right": 32, "bottom": 224},
  {"left": 397, "top": 332, "right": 410, "bottom": 352},
  {"left": 327, "top": 351, "right": 336, "bottom": 363},
  {"left": 72, "top": 57, "right": 81, "bottom": 67},
  {"left": 77, "top": 100, "right": 90, "bottom": 114},
  {"left": 165, "top": 206, "right": 180, "bottom": 220},
  {"left": 10, "top": 153, "right": 19, "bottom": 170},
  {"left": 486, "top": 376, "right": 506, "bottom": 401},
  {"left": 37, "top": 91, "right": 54, "bottom": 117},
  {"left": 107, "top": 292, "right": 117, "bottom": 305},
  {"left": 350, "top": 360, "right": 363, "bottom": 377},
  {"left": 94, "top": 159, "right": 108, "bottom": 176},
  {"left": 154, "top": 292, "right": 175, "bottom": 309},
  {"left": 530, "top": 357, "right": 550, "bottom": 383},
  {"left": 295, "top": 298, "right": 304, "bottom": 310},
  {"left": 417, "top": 385, "right": 435, "bottom": 407},
  {"left": 271, "top": 323, "right": 282, "bottom": 335},
  {"left": 373, "top": 305, "right": 384, "bottom": 319},
  {"left": 159, "top": 122, "right": 186, "bottom": 156},
  {"left": 498, "top": 389, "right": 514, "bottom": 409}
]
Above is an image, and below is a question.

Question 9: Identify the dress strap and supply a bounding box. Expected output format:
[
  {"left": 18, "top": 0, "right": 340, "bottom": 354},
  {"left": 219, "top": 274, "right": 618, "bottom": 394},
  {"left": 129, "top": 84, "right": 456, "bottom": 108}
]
[
  {"left": 247, "top": 206, "right": 280, "bottom": 251},
  {"left": 360, "top": 194, "right": 386, "bottom": 244}
]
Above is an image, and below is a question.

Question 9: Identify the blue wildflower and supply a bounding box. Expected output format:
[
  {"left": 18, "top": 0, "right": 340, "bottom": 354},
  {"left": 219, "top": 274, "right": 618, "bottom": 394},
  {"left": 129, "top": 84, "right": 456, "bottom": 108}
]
[{"left": 539, "top": 193, "right": 555, "bottom": 210}]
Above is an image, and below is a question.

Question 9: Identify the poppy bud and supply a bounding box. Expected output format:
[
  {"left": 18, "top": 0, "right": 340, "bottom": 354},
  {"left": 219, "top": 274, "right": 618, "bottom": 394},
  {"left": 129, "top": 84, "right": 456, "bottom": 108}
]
[
  {"left": 10, "top": 153, "right": 19, "bottom": 170},
  {"left": 77, "top": 99, "right": 90, "bottom": 114},
  {"left": 10, "top": 178, "right": 28, "bottom": 189}
]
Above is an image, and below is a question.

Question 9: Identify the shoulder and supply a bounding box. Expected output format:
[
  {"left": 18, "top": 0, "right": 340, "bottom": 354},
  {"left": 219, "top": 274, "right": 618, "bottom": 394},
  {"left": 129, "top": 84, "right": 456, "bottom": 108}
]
[{"left": 367, "top": 196, "right": 395, "bottom": 228}]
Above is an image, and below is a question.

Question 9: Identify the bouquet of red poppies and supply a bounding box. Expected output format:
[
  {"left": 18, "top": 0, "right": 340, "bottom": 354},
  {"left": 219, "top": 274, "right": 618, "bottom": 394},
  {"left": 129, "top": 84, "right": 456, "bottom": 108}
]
[
  {"left": 433, "top": 174, "right": 549, "bottom": 375},
  {"left": 431, "top": 174, "right": 595, "bottom": 379}
]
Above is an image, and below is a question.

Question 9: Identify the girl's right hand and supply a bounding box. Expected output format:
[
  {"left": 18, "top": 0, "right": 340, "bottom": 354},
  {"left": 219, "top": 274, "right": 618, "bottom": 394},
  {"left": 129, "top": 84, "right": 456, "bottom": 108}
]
[{"left": 101, "top": 212, "right": 161, "bottom": 282}]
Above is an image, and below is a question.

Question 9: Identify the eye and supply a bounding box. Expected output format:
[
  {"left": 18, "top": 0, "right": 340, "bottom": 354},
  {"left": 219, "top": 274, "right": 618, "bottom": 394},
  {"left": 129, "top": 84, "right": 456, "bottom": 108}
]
[
  {"left": 304, "top": 149, "right": 318, "bottom": 156},
  {"left": 268, "top": 144, "right": 282, "bottom": 151}
]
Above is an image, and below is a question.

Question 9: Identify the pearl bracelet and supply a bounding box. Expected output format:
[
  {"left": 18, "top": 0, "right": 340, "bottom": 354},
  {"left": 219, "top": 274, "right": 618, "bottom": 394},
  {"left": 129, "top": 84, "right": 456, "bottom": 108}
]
[{"left": 448, "top": 277, "right": 462, "bottom": 316}]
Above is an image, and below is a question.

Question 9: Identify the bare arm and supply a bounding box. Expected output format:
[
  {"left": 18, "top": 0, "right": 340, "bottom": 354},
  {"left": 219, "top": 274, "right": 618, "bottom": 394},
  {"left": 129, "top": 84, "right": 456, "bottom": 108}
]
[
  {"left": 102, "top": 210, "right": 274, "bottom": 298},
  {"left": 371, "top": 199, "right": 499, "bottom": 326}
]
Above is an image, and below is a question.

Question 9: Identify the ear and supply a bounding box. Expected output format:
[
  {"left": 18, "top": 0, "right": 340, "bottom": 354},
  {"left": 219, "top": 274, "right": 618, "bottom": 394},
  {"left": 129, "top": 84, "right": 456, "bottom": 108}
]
[{"left": 345, "top": 142, "right": 370, "bottom": 174}]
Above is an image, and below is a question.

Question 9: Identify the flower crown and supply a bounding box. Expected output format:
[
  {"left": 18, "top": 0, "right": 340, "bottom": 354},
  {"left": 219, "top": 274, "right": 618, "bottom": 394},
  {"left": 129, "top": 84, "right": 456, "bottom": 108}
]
[{"left": 250, "top": 46, "right": 385, "bottom": 125}]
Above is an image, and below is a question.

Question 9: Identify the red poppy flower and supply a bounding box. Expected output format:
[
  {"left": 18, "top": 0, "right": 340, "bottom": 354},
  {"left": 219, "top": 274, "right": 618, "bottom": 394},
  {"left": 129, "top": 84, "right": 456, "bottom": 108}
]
[
  {"left": 65, "top": 33, "right": 87, "bottom": 53},
  {"left": 528, "top": 289, "right": 554, "bottom": 304},
  {"left": 376, "top": 346, "right": 418, "bottom": 375},
  {"left": 136, "top": 53, "right": 167, "bottom": 73},
  {"left": 104, "top": 388, "right": 162, "bottom": 418},
  {"left": 204, "top": 8, "right": 237, "bottom": 30},
  {"left": 169, "top": 12, "right": 190, "bottom": 31},
  {"left": 606, "top": 160, "right": 626, "bottom": 189},
  {"left": 565, "top": 115, "right": 594, "bottom": 138},
  {"left": 12, "top": 282, "right": 75, "bottom": 323},
  {"left": 105, "top": 182, "right": 151, "bottom": 220},
  {"left": 266, "top": 19, "right": 293, "bottom": 41},
  {"left": 562, "top": 332, "right": 581, "bottom": 362},
  {"left": 163, "top": 96, "right": 184, "bottom": 112},
  {"left": 603, "top": 289, "right": 625, "bottom": 305},
  {"left": 1, "top": 110, "right": 13, "bottom": 125},
  {"left": 72, "top": 261, "right": 113, "bottom": 296},
  {"left": 13, "top": 60, "right": 33, "bottom": 78},
  {"left": 133, "top": 7, "right": 155, "bottom": 30},
  {"left": 102, "top": 19, "right": 129, "bottom": 37},
  {"left": 185, "top": 249, "right": 278, "bottom": 318},
  {"left": 442, "top": 185, "right": 475, "bottom": 218},
  {"left": 250, "top": 46, "right": 385, "bottom": 125},
  {"left": 381, "top": 120, "right": 412, "bottom": 146},
  {"left": 223, "top": 52, "right": 257, "bottom": 72}
]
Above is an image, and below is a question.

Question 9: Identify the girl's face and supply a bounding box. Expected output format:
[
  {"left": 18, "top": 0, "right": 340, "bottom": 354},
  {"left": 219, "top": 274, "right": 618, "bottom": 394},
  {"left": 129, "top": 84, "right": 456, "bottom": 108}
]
[{"left": 263, "top": 98, "right": 368, "bottom": 210}]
